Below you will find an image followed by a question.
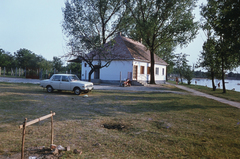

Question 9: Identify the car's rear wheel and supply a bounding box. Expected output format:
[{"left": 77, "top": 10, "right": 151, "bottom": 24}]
[
  {"left": 74, "top": 87, "right": 81, "bottom": 95},
  {"left": 47, "top": 86, "right": 53, "bottom": 93}
]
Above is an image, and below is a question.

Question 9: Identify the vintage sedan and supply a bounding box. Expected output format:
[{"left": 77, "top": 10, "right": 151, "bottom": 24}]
[{"left": 40, "top": 74, "right": 93, "bottom": 95}]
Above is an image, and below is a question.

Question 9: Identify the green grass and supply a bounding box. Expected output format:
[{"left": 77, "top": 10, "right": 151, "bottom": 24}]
[
  {"left": 171, "top": 81, "right": 240, "bottom": 103},
  {"left": 0, "top": 83, "right": 240, "bottom": 158}
]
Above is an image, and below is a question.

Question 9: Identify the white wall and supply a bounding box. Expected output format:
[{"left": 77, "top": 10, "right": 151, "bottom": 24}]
[
  {"left": 81, "top": 60, "right": 166, "bottom": 82},
  {"left": 132, "top": 61, "right": 166, "bottom": 82},
  {"left": 155, "top": 64, "right": 167, "bottom": 81},
  {"left": 81, "top": 60, "right": 133, "bottom": 81}
]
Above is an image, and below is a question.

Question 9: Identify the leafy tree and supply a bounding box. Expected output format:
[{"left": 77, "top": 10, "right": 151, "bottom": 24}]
[
  {"left": 62, "top": 0, "right": 127, "bottom": 81},
  {"left": 14, "top": 48, "right": 38, "bottom": 69},
  {"left": 62, "top": 0, "right": 127, "bottom": 45},
  {"left": 183, "top": 66, "right": 194, "bottom": 85},
  {"left": 65, "top": 62, "right": 82, "bottom": 77},
  {"left": 37, "top": 55, "right": 53, "bottom": 71},
  {"left": 125, "top": 0, "right": 198, "bottom": 84},
  {"left": 200, "top": 0, "right": 240, "bottom": 93},
  {"left": 197, "top": 21, "right": 221, "bottom": 91},
  {"left": 52, "top": 56, "right": 63, "bottom": 72},
  {"left": 174, "top": 53, "right": 190, "bottom": 84},
  {"left": 0, "top": 49, "right": 17, "bottom": 74},
  {"left": 156, "top": 42, "right": 177, "bottom": 81}
]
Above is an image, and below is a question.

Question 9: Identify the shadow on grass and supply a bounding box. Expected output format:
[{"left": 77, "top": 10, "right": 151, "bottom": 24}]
[{"left": 0, "top": 84, "right": 235, "bottom": 124}]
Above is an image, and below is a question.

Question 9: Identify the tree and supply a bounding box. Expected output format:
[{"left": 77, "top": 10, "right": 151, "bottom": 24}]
[
  {"left": 200, "top": 0, "right": 240, "bottom": 93},
  {"left": 37, "top": 55, "right": 52, "bottom": 71},
  {"left": 52, "top": 57, "right": 63, "bottom": 72},
  {"left": 174, "top": 53, "right": 190, "bottom": 84},
  {"left": 14, "top": 48, "right": 38, "bottom": 69},
  {"left": 125, "top": 0, "right": 198, "bottom": 84},
  {"left": 183, "top": 66, "right": 194, "bottom": 85},
  {"left": 62, "top": 0, "right": 127, "bottom": 81},
  {"left": 62, "top": 0, "right": 127, "bottom": 45},
  {"left": 156, "top": 42, "right": 177, "bottom": 81},
  {"left": 197, "top": 20, "right": 221, "bottom": 91},
  {"left": 0, "top": 49, "right": 16, "bottom": 74}
]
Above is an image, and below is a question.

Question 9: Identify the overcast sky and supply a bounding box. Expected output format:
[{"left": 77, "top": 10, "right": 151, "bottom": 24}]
[{"left": 0, "top": 0, "right": 239, "bottom": 72}]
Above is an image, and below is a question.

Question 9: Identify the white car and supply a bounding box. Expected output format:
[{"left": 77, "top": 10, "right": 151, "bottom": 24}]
[{"left": 40, "top": 74, "right": 93, "bottom": 95}]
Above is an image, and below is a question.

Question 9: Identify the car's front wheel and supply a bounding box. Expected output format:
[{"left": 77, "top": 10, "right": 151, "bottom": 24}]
[
  {"left": 74, "top": 87, "right": 81, "bottom": 95},
  {"left": 47, "top": 86, "right": 53, "bottom": 93}
]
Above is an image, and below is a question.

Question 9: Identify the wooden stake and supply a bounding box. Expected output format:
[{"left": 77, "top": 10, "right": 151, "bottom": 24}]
[
  {"left": 51, "top": 111, "right": 54, "bottom": 145},
  {"left": 19, "top": 112, "right": 55, "bottom": 129},
  {"left": 21, "top": 118, "right": 27, "bottom": 159}
]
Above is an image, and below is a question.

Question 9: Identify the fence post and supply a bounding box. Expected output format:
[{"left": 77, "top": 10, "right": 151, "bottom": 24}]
[
  {"left": 120, "top": 71, "right": 122, "bottom": 86},
  {"left": 40, "top": 69, "right": 42, "bottom": 80},
  {"left": 15, "top": 67, "right": 17, "bottom": 77},
  {"left": 19, "top": 68, "right": 21, "bottom": 77},
  {"left": 25, "top": 67, "right": 26, "bottom": 78},
  {"left": 21, "top": 118, "right": 27, "bottom": 159},
  {"left": 0, "top": 67, "right": 1, "bottom": 76},
  {"left": 4, "top": 67, "right": 5, "bottom": 76},
  {"left": 51, "top": 111, "right": 54, "bottom": 145}
]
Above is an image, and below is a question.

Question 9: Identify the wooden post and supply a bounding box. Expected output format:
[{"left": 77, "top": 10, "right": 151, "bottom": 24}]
[
  {"left": 51, "top": 111, "right": 54, "bottom": 145},
  {"left": 21, "top": 118, "right": 27, "bottom": 159},
  {"left": 120, "top": 71, "right": 122, "bottom": 86}
]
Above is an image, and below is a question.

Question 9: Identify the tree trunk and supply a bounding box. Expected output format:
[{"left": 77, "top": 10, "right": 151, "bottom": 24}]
[
  {"left": 150, "top": 50, "right": 155, "bottom": 84},
  {"left": 211, "top": 70, "right": 216, "bottom": 91},
  {"left": 166, "top": 67, "right": 168, "bottom": 81},
  {"left": 221, "top": 57, "right": 226, "bottom": 93},
  {"left": 88, "top": 69, "right": 94, "bottom": 82}
]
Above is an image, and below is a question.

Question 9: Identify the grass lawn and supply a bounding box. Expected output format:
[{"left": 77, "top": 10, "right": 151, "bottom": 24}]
[
  {"left": 169, "top": 81, "right": 240, "bottom": 103},
  {"left": 0, "top": 83, "right": 240, "bottom": 158}
]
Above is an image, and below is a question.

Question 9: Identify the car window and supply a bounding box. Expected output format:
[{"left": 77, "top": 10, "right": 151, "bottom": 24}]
[
  {"left": 52, "top": 75, "right": 61, "bottom": 81},
  {"left": 62, "top": 76, "right": 69, "bottom": 82},
  {"left": 69, "top": 75, "right": 80, "bottom": 81}
]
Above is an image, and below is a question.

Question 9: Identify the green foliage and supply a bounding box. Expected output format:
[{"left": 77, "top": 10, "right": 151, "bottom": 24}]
[
  {"left": 62, "top": 0, "right": 127, "bottom": 81},
  {"left": 174, "top": 53, "right": 190, "bottom": 84},
  {"left": 62, "top": 0, "right": 126, "bottom": 45},
  {"left": 183, "top": 66, "right": 194, "bottom": 85},
  {"left": 125, "top": 0, "right": 198, "bottom": 84},
  {"left": 156, "top": 42, "right": 176, "bottom": 80},
  {"left": 200, "top": 0, "right": 240, "bottom": 93},
  {"left": 52, "top": 56, "right": 63, "bottom": 72},
  {"left": 0, "top": 49, "right": 16, "bottom": 69}
]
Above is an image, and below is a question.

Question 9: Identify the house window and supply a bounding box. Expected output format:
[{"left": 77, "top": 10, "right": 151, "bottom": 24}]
[
  {"left": 147, "top": 67, "right": 151, "bottom": 74},
  {"left": 140, "top": 66, "right": 144, "bottom": 74},
  {"left": 156, "top": 67, "right": 159, "bottom": 75},
  {"left": 162, "top": 68, "right": 164, "bottom": 75},
  {"left": 84, "top": 63, "right": 87, "bottom": 67}
]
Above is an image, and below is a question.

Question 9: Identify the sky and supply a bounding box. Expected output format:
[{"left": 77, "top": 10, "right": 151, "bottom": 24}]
[{"left": 0, "top": 0, "right": 239, "bottom": 72}]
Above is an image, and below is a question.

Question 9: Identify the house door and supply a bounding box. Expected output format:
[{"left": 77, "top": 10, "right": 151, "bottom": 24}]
[
  {"left": 94, "top": 68, "right": 100, "bottom": 79},
  {"left": 133, "top": 65, "right": 138, "bottom": 80}
]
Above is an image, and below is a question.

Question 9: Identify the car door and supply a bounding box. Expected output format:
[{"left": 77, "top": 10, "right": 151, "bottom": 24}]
[
  {"left": 60, "top": 75, "right": 71, "bottom": 90},
  {"left": 50, "top": 75, "right": 61, "bottom": 90}
]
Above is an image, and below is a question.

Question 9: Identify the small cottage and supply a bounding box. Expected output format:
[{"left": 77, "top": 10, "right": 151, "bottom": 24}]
[{"left": 81, "top": 33, "right": 168, "bottom": 85}]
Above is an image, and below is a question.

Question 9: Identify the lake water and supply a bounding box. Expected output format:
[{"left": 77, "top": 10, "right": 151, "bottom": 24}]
[{"left": 182, "top": 78, "right": 240, "bottom": 92}]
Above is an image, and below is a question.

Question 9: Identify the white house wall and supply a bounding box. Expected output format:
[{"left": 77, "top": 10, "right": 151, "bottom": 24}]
[
  {"left": 81, "top": 60, "right": 166, "bottom": 84},
  {"left": 133, "top": 61, "right": 166, "bottom": 83},
  {"left": 81, "top": 60, "right": 133, "bottom": 81}
]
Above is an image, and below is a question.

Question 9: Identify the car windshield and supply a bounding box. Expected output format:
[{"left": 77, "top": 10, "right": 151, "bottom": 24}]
[{"left": 69, "top": 75, "right": 80, "bottom": 81}]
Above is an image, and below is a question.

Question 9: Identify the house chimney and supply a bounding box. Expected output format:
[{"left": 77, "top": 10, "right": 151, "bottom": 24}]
[{"left": 118, "top": 32, "right": 121, "bottom": 36}]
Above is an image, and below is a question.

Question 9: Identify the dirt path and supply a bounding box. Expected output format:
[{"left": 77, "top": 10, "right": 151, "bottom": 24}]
[{"left": 174, "top": 84, "right": 240, "bottom": 108}]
